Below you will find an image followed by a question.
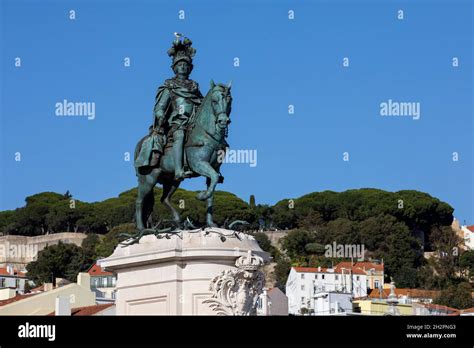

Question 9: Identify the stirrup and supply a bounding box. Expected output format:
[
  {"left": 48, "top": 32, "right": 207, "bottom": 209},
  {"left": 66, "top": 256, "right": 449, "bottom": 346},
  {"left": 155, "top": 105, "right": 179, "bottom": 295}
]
[{"left": 175, "top": 170, "right": 193, "bottom": 180}]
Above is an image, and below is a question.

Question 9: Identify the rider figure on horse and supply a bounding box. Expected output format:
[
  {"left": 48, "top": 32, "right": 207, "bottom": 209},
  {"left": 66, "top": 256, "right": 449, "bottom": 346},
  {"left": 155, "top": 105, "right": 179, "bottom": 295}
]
[{"left": 135, "top": 35, "right": 203, "bottom": 180}]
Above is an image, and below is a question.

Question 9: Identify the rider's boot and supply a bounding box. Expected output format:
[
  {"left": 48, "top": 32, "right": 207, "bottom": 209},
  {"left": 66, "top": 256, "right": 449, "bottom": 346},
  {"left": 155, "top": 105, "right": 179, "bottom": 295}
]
[{"left": 172, "top": 130, "right": 186, "bottom": 180}]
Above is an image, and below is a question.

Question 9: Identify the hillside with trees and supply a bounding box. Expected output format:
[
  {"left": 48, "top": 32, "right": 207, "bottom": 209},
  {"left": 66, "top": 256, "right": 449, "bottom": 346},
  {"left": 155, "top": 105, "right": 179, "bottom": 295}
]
[
  {"left": 2, "top": 187, "right": 473, "bottom": 308},
  {"left": 0, "top": 189, "right": 256, "bottom": 235}
]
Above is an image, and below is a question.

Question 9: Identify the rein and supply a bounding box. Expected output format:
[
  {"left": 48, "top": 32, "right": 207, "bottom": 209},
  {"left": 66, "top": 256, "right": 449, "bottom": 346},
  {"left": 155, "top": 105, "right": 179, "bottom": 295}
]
[
  {"left": 192, "top": 115, "right": 225, "bottom": 144},
  {"left": 190, "top": 91, "right": 227, "bottom": 144}
]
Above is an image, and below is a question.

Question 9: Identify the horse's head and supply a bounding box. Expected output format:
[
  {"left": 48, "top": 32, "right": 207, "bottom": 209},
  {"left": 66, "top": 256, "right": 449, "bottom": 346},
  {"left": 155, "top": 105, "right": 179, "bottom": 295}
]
[{"left": 209, "top": 80, "right": 232, "bottom": 138}]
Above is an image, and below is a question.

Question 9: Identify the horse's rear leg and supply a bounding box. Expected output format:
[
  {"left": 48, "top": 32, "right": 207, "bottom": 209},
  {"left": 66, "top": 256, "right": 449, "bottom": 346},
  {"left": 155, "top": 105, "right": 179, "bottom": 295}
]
[
  {"left": 192, "top": 161, "right": 219, "bottom": 201},
  {"left": 161, "top": 180, "right": 181, "bottom": 224},
  {"left": 143, "top": 190, "right": 155, "bottom": 228},
  {"left": 135, "top": 168, "right": 160, "bottom": 230},
  {"left": 205, "top": 178, "right": 217, "bottom": 227}
]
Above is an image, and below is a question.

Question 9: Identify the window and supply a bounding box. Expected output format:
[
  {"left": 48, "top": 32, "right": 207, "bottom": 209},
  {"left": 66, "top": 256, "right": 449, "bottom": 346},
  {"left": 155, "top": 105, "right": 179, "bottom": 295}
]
[
  {"left": 322, "top": 275, "right": 325, "bottom": 279},
  {"left": 301, "top": 297, "right": 305, "bottom": 304},
  {"left": 15, "top": 278, "right": 20, "bottom": 289},
  {"left": 0, "top": 278, "right": 5, "bottom": 288},
  {"left": 356, "top": 276, "right": 360, "bottom": 281},
  {"left": 335, "top": 275, "right": 339, "bottom": 281},
  {"left": 301, "top": 274, "right": 305, "bottom": 279},
  {"left": 374, "top": 280, "right": 380, "bottom": 289},
  {"left": 315, "top": 274, "right": 318, "bottom": 279},
  {"left": 301, "top": 285, "right": 305, "bottom": 291}
]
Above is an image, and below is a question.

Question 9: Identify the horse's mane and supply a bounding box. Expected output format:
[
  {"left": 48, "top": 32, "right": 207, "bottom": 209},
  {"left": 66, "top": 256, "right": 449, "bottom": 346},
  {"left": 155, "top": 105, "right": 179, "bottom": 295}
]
[{"left": 189, "top": 87, "right": 213, "bottom": 130}]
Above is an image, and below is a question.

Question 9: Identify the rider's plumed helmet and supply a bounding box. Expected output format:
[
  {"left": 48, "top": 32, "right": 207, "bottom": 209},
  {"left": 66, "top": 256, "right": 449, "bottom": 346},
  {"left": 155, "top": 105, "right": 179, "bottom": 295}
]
[{"left": 167, "top": 35, "right": 196, "bottom": 70}]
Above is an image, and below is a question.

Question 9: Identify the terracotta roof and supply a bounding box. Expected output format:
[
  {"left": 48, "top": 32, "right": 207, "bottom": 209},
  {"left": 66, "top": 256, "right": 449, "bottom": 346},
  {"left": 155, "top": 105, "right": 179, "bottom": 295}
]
[
  {"left": 47, "top": 303, "right": 114, "bottom": 316},
  {"left": 421, "top": 303, "right": 460, "bottom": 315},
  {"left": 293, "top": 267, "right": 327, "bottom": 273},
  {"left": 292, "top": 266, "right": 366, "bottom": 275},
  {"left": 466, "top": 225, "right": 474, "bottom": 233},
  {"left": 368, "top": 288, "right": 440, "bottom": 299},
  {"left": 87, "top": 263, "right": 113, "bottom": 276},
  {"left": 461, "top": 307, "right": 474, "bottom": 314},
  {"left": 29, "top": 284, "right": 45, "bottom": 293},
  {"left": 267, "top": 287, "right": 284, "bottom": 295},
  {"left": 335, "top": 261, "right": 384, "bottom": 273},
  {"left": 0, "top": 268, "right": 27, "bottom": 278},
  {"left": 0, "top": 293, "right": 36, "bottom": 307}
]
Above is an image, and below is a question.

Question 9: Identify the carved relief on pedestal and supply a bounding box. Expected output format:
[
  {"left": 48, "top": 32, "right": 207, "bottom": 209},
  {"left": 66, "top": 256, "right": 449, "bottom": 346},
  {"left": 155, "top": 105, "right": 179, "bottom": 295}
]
[{"left": 203, "top": 250, "right": 265, "bottom": 315}]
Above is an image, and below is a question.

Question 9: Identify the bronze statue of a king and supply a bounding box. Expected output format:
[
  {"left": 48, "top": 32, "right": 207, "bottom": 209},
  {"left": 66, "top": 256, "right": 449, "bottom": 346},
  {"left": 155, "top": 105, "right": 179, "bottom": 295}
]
[
  {"left": 133, "top": 34, "right": 232, "bottom": 231},
  {"left": 136, "top": 34, "right": 203, "bottom": 180}
]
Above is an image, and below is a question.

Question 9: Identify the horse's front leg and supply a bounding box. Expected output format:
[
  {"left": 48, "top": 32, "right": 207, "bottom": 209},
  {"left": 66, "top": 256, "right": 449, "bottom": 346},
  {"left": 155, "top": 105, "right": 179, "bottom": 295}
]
[
  {"left": 188, "top": 147, "right": 220, "bottom": 202},
  {"left": 194, "top": 161, "right": 219, "bottom": 201}
]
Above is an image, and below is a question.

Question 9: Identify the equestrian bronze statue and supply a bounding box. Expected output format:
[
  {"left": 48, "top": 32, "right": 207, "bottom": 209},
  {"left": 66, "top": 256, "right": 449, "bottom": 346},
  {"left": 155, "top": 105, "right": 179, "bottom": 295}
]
[{"left": 134, "top": 35, "right": 232, "bottom": 231}]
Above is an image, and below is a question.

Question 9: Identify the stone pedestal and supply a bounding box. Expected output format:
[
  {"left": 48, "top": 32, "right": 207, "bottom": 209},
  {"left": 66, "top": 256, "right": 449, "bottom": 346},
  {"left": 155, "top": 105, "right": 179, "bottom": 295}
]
[{"left": 99, "top": 228, "right": 269, "bottom": 315}]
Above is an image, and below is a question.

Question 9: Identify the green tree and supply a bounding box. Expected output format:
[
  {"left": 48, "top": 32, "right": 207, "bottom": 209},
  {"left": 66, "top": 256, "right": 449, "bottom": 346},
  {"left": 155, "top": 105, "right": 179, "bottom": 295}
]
[
  {"left": 434, "top": 282, "right": 473, "bottom": 309},
  {"left": 26, "top": 242, "right": 90, "bottom": 284},
  {"left": 428, "top": 226, "right": 463, "bottom": 283},
  {"left": 274, "top": 257, "right": 291, "bottom": 291},
  {"left": 459, "top": 250, "right": 474, "bottom": 276},
  {"left": 297, "top": 210, "right": 324, "bottom": 231},
  {"left": 319, "top": 218, "right": 360, "bottom": 245},
  {"left": 380, "top": 220, "right": 420, "bottom": 287},
  {"left": 304, "top": 243, "right": 326, "bottom": 255},
  {"left": 359, "top": 214, "right": 399, "bottom": 251},
  {"left": 95, "top": 223, "right": 135, "bottom": 258},
  {"left": 251, "top": 204, "right": 274, "bottom": 230},
  {"left": 253, "top": 232, "right": 272, "bottom": 252},
  {"left": 82, "top": 233, "right": 100, "bottom": 261},
  {"left": 249, "top": 195, "right": 256, "bottom": 208},
  {"left": 280, "top": 229, "right": 316, "bottom": 260}
]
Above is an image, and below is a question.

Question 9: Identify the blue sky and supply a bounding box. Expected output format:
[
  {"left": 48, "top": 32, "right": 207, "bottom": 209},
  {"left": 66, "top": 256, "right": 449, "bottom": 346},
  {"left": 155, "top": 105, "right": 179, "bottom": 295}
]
[{"left": 1, "top": 0, "right": 472, "bottom": 224}]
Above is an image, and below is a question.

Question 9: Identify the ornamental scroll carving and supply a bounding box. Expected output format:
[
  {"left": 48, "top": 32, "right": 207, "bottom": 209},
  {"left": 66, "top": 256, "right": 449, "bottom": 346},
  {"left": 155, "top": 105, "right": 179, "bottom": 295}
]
[{"left": 203, "top": 250, "right": 265, "bottom": 315}]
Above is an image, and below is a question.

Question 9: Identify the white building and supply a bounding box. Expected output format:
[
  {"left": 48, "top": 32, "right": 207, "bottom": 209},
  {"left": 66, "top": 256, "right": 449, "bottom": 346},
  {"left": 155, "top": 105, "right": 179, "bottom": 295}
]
[
  {"left": 0, "top": 273, "right": 96, "bottom": 315},
  {"left": 286, "top": 266, "right": 368, "bottom": 315},
  {"left": 461, "top": 225, "right": 474, "bottom": 250},
  {"left": 0, "top": 265, "right": 28, "bottom": 294},
  {"left": 87, "top": 263, "right": 116, "bottom": 303},
  {"left": 256, "top": 287, "right": 288, "bottom": 316},
  {"left": 313, "top": 292, "right": 353, "bottom": 315}
]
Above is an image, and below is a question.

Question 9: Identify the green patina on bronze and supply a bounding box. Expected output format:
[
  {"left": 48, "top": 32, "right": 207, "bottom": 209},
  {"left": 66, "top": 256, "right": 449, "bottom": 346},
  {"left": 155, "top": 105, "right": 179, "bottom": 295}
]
[{"left": 134, "top": 34, "right": 232, "bottom": 231}]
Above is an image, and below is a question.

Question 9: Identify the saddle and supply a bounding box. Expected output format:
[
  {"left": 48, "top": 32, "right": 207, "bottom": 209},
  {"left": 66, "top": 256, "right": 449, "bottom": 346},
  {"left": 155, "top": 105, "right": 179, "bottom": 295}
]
[{"left": 148, "top": 125, "right": 192, "bottom": 173}]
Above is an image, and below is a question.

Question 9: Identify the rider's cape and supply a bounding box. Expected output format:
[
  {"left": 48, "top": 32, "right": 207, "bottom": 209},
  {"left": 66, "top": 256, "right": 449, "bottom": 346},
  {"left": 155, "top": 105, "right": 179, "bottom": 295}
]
[{"left": 134, "top": 79, "right": 202, "bottom": 168}]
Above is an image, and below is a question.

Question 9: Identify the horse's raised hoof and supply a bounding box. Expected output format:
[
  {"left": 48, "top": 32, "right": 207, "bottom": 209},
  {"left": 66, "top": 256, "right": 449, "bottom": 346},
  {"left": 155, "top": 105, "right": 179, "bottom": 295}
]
[{"left": 196, "top": 191, "right": 210, "bottom": 201}]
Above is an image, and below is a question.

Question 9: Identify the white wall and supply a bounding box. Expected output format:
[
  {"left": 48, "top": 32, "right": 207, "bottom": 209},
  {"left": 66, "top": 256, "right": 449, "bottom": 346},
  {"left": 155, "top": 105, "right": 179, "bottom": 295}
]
[
  {"left": 286, "top": 268, "right": 368, "bottom": 315},
  {"left": 461, "top": 226, "right": 474, "bottom": 250},
  {"left": 0, "top": 276, "right": 26, "bottom": 293},
  {"left": 313, "top": 292, "right": 353, "bottom": 315}
]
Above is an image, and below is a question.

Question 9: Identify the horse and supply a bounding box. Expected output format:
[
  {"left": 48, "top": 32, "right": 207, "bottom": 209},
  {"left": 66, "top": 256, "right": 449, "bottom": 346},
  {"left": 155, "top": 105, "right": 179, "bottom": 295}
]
[{"left": 134, "top": 80, "right": 232, "bottom": 230}]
